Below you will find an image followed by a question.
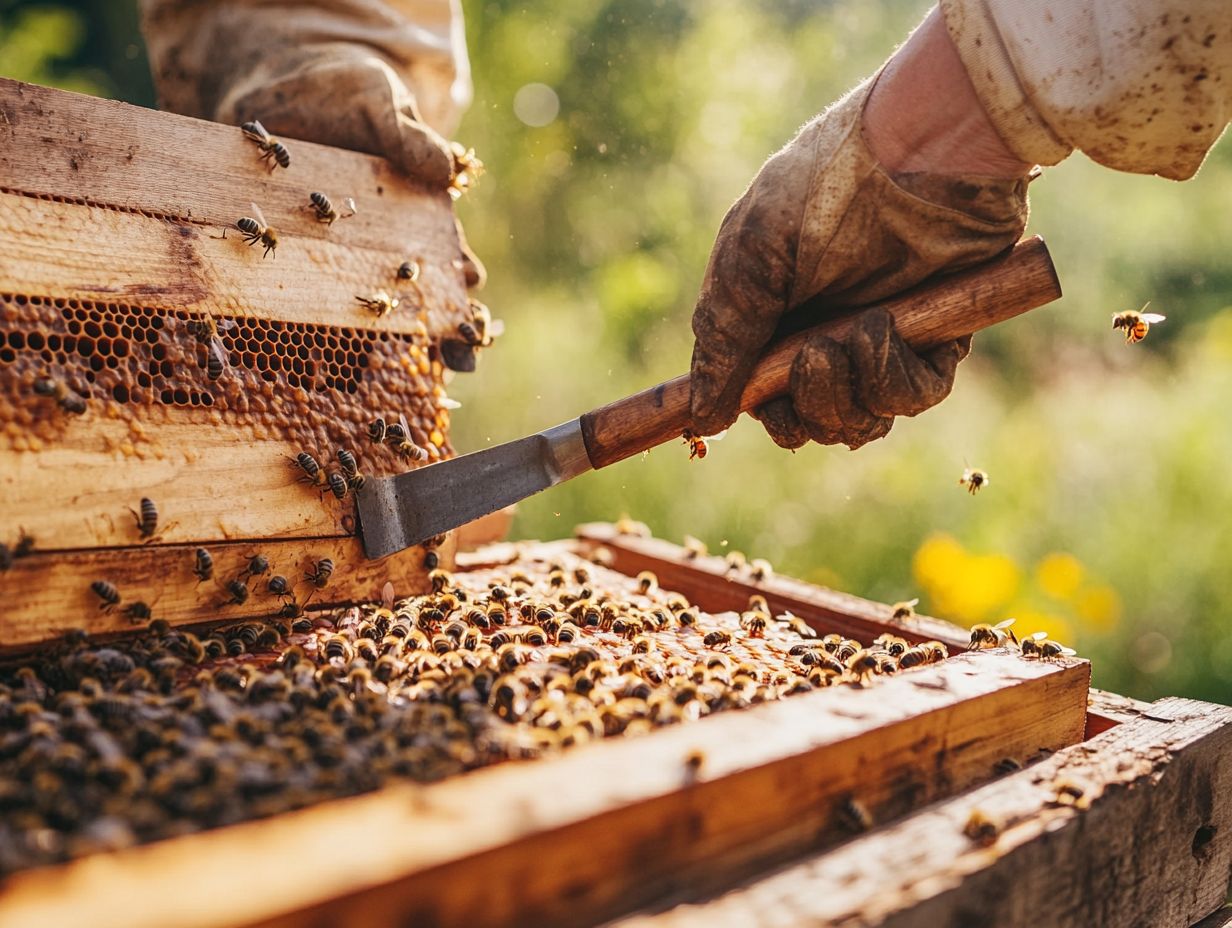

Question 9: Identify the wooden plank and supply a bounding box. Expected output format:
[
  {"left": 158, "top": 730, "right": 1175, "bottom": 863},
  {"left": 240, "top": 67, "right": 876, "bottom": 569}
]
[
  {"left": 1193, "top": 909, "right": 1232, "bottom": 928},
  {"left": 0, "top": 192, "right": 463, "bottom": 337},
  {"left": 612, "top": 696, "right": 1232, "bottom": 928},
  {"left": 0, "top": 531, "right": 452, "bottom": 651},
  {"left": 0, "top": 78, "right": 470, "bottom": 337},
  {"left": 576, "top": 522, "right": 971, "bottom": 652},
  {"left": 1085, "top": 687, "right": 1155, "bottom": 738},
  {"left": 0, "top": 650, "right": 1089, "bottom": 928}
]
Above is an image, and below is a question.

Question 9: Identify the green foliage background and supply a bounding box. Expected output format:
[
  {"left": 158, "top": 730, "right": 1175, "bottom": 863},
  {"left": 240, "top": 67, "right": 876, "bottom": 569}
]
[{"left": 4, "top": 0, "right": 1231, "bottom": 703}]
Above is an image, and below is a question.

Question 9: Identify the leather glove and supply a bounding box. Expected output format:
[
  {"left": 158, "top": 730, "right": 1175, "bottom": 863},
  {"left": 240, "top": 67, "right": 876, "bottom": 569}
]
[
  {"left": 138, "top": 0, "right": 485, "bottom": 291},
  {"left": 689, "top": 78, "right": 1028, "bottom": 450}
]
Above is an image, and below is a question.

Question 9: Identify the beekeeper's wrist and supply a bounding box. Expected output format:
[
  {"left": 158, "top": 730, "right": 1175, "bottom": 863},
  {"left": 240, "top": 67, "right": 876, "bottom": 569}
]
[{"left": 863, "top": 7, "right": 1033, "bottom": 179}]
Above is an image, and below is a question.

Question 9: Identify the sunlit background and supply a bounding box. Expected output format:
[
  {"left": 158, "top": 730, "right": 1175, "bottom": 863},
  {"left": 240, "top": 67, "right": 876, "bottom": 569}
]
[{"left": 4, "top": 0, "right": 1231, "bottom": 703}]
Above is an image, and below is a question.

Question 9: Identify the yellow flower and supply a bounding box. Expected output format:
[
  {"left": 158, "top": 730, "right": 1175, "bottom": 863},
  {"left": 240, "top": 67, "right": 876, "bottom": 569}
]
[
  {"left": 913, "top": 534, "right": 1019, "bottom": 624},
  {"left": 1036, "top": 552, "right": 1085, "bottom": 601},
  {"left": 1075, "top": 584, "right": 1122, "bottom": 633}
]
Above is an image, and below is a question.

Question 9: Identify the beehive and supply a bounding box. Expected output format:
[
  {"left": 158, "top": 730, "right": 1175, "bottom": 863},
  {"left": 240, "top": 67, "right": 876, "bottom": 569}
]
[{"left": 0, "top": 77, "right": 487, "bottom": 645}]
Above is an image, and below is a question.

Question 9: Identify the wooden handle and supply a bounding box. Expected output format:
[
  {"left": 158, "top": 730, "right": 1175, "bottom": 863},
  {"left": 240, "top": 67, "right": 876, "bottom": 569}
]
[{"left": 579, "top": 235, "right": 1061, "bottom": 470}]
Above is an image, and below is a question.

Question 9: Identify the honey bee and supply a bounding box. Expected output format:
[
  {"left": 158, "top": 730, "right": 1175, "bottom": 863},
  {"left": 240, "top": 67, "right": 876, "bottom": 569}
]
[
  {"left": 33, "top": 376, "right": 87, "bottom": 415},
  {"left": 1020, "top": 631, "right": 1076, "bottom": 660},
  {"left": 236, "top": 203, "right": 277, "bottom": 259},
  {"left": 305, "top": 557, "right": 334, "bottom": 588},
  {"left": 959, "top": 467, "right": 989, "bottom": 495},
  {"left": 681, "top": 429, "right": 709, "bottom": 460},
  {"left": 890, "top": 598, "right": 919, "bottom": 622},
  {"left": 968, "top": 618, "right": 1017, "bottom": 650},
  {"left": 356, "top": 291, "right": 400, "bottom": 318},
  {"left": 924, "top": 641, "right": 949, "bottom": 662},
  {"left": 90, "top": 580, "right": 120, "bottom": 612},
  {"left": 242, "top": 553, "right": 270, "bottom": 579},
  {"left": 1112, "top": 302, "right": 1166, "bottom": 344},
  {"left": 635, "top": 571, "right": 658, "bottom": 594},
  {"left": 614, "top": 516, "right": 650, "bottom": 537},
  {"left": 780, "top": 613, "right": 818, "bottom": 639},
  {"left": 836, "top": 797, "right": 873, "bottom": 834},
  {"left": 121, "top": 600, "right": 152, "bottom": 623},
  {"left": 265, "top": 574, "right": 291, "bottom": 598},
  {"left": 845, "top": 648, "right": 880, "bottom": 684},
  {"left": 897, "top": 646, "right": 928, "bottom": 669},
  {"left": 323, "top": 634, "right": 354, "bottom": 662},
  {"left": 185, "top": 311, "right": 234, "bottom": 381},
  {"left": 129, "top": 497, "right": 158, "bottom": 539},
  {"left": 307, "top": 192, "right": 355, "bottom": 225},
  {"left": 456, "top": 300, "right": 502, "bottom": 348},
  {"left": 367, "top": 418, "right": 387, "bottom": 443},
  {"left": 336, "top": 449, "right": 365, "bottom": 492},
  {"left": 749, "top": 558, "right": 773, "bottom": 582},
  {"left": 724, "top": 550, "right": 746, "bottom": 574},
  {"left": 703, "top": 631, "right": 732, "bottom": 650},
  {"left": 740, "top": 611, "right": 768, "bottom": 638},
  {"left": 963, "top": 808, "right": 1004, "bottom": 846},
  {"left": 293, "top": 451, "right": 326, "bottom": 487},
  {"left": 1049, "top": 778, "right": 1090, "bottom": 809},
  {"left": 386, "top": 415, "right": 428, "bottom": 461},
  {"left": 682, "top": 535, "right": 707, "bottom": 559},
  {"left": 327, "top": 472, "right": 348, "bottom": 500},
  {"left": 192, "top": 546, "right": 214, "bottom": 583},
  {"left": 397, "top": 259, "right": 421, "bottom": 282},
  {"left": 448, "top": 142, "right": 484, "bottom": 199},
  {"left": 240, "top": 119, "right": 290, "bottom": 170},
  {"left": 223, "top": 578, "right": 249, "bottom": 606}
]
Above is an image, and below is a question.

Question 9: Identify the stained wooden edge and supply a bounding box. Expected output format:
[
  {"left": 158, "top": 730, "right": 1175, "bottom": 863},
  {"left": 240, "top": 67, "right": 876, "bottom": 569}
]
[
  {"left": 612, "top": 695, "right": 1232, "bottom": 928},
  {"left": 0, "top": 649, "right": 1088, "bottom": 928}
]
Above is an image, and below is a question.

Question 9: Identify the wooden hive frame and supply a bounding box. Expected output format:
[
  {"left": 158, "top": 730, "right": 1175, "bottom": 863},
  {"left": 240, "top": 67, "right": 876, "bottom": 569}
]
[{"left": 0, "top": 78, "right": 477, "bottom": 645}]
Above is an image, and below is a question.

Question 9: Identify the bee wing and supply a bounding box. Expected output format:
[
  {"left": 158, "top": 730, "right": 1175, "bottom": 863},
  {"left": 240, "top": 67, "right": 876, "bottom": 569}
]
[
  {"left": 488, "top": 319, "right": 506, "bottom": 339},
  {"left": 250, "top": 201, "right": 268, "bottom": 227},
  {"left": 994, "top": 618, "right": 1016, "bottom": 629},
  {"left": 705, "top": 429, "right": 729, "bottom": 442},
  {"left": 904, "top": 598, "right": 920, "bottom": 607},
  {"left": 397, "top": 412, "right": 413, "bottom": 437},
  {"left": 1058, "top": 646, "right": 1077, "bottom": 656},
  {"left": 343, "top": 197, "right": 357, "bottom": 215},
  {"left": 1029, "top": 631, "right": 1049, "bottom": 641},
  {"left": 1141, "top": 313, "right": 1167, "bottom": 323},
  {"left": 439, "top": 396, "right": 462, "bottom": 410}
]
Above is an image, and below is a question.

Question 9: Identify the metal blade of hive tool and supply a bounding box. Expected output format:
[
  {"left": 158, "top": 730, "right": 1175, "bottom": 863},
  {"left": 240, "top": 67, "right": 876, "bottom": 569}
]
[{"left": 355, "top": 418, "right": 594, "bottom": 559}]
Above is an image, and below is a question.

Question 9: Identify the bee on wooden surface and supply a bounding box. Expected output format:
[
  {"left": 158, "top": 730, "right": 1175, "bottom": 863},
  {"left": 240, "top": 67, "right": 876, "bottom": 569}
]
[
  {"left": 277, "top": 600, "right": 308, "bottom": 621},
  {"left": 192, "top": 547, "right": 214, "bottom": 583},
  {"left": 740, "top": 611, "right": 768, "bottom": 638},
  {"left": 890, "top": 598, "right": 920, "bottom": 622},
  {"left": 682, "top": 535, "right": 707, "bottom": 559},
  {"left": 242, "top": 553, "right": 270, "bottom": 580},
  {"left": 703, "top": 631, "right": 732, "bottom": 651},
  {"left": 749, "top": 558, "right": 773, "bottom": 582},
  {"left": 356, "top": 291, "right": 400, "bottom": 318},
  {"left": 923, "top": 641, "right": 949, "bottom": 662},
  {"left": 265, "top": 575, "right": 292, "bottom": 599},
  {"left": 223, "top": 578, "right": 249, "bottom": 606},
  {"left": 293, "top": 451, "right": 326, "bottom": 487},
  {"left": 723, "top": 550, "right": 746, "bottom": 574},
  {"left": 327, "top": 472, "right": 348, "bottom": 500},
  {"left": 240, "top": 119, "right": 290, "bottom": 170},
  {"left": 236, "top": 203, "right": 277, "bottom": 259},
  {"left": 129, "top": 497, "right": 158, "bottom": 539},
  {"left": 779, "top": 613, "right": 817, "bottom": 639},
  {"left": 90, "top": 580, "right": 120, "bottom": 612},
  {"left": 307, "top": 192, "right": 355, "bottom": 225},
  {"left": 1049, "top": 778, "right": 1090, "bottom": 809},
  {"left": 1020, "top": 631, "right": 1076, "bottom": 660},
  {"left": 845, "top": 649, "right": 880, "bottom": 684},
  {"left": 448, "top": 142, "right": 484, "bottom": 199},
  {"left": 968, "top": 618, "right": 1017, "bottom": 650},
  {"left": 1112, "top": 302, "right": 1166, "bottom": 345},
  {"left": 305, "top": 557, "right": 335, "bottom": 588},
  {"left": 33, "top": 376, "right": 87, "bottom": 415},
  {"left": 959, "top": 467, "right": 990, "bottom": 495},
  {"left": 121, "top": 601, "right": 152, "bottom": 624},
  {"left": 681, "top": 429, "right": 709, "bottom": 460},
  {"left": 836, "top": 797, "right": 873, "bottom": 834},
  {"left": 635, "top": 571, "right": 658, "bottom": 594},
  {"left": 963, "top": 808, "right": 1004, "bottom": 847},
  {"left": 897, "top": 645, "right": 929, "bottom": 669},
  {"left": 397, "top": 259, "right": 421, "bottom": 282}
]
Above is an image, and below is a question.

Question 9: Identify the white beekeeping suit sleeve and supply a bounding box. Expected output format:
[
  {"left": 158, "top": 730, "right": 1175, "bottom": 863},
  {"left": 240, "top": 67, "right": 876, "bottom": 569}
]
[
  {"left": 941, "top": 0, "right": 1232, "bottom": 180},
  {"left": 139, "top": 0, "right": 472, "bottom": 188}
]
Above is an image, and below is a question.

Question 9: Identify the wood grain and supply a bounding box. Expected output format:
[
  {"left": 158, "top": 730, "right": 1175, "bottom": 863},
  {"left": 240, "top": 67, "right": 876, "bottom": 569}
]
[
  {"left": 0, "top": 78, "right": 470, "bottom": 338},
  {"left": 575, "top": 522, "right": 972, "bottom": 652},
  {"left": 613, "top": 696, "right": 1232, "bottom": 928},
  {"left": 0, "top": 650, "right": 1088, "bottom": 928},
  {"left": 579, "top": 237, "right": 1060, "bottom": 469},
  {"left": 0, "top": 531, "right": 452, "bottom": 651}
]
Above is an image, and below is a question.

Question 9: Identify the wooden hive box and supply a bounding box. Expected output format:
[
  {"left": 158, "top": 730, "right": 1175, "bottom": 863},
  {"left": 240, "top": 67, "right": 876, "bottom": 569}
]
[{"left": 0, "top": 77, "right": 480, "bottom": 647}]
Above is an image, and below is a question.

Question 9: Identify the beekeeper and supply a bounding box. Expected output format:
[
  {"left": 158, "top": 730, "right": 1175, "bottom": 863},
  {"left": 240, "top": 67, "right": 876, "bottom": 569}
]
[{"left": 140, "top": 1, "right": 1230, "bottom": 448}]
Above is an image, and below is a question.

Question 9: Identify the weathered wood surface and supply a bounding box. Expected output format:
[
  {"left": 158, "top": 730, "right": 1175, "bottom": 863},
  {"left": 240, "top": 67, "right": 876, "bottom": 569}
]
[
  {"left": 0, "top": 532, "right": 451, "bottom": 651},
  {"left": 0, "top": 78, "right": 469, "bottom": 336},
  {"left": 0, "top": 650, "right": 1088, "bottom": 928},
  {"left": 612, "top": 696, "right": 1232, "bottom": 928},
  {"left": 579, "top": 238, "right": 1060, "bottom": 469},
  {"left": 576, "top": 522, "right": 971, "bottom": 652},
  {"left": 1193, "top": 909, "right": 1232, "bottom": 928}
]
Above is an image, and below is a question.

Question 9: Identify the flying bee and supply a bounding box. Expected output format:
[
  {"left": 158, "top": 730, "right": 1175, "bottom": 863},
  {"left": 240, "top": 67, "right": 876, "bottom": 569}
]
[
  {"left": 33, "top": 376, "right": 87, "bottom": 415},
  {"left": 327, "top": 472, "right": 348, "bottom": 500},
  {"left": 305, "top": 557, "right": 334, "bottom": 588},
  {"left": 959, "top": 467, "right": 989, "bottom": 495},
  {"left": 968, "top": 618, "right": 1017, "bottom": 651},
  {"left": 293, "top": 451, "right": 326, "bottom": 487},
  {"left": 90, "top": 580, "right": 120, "bottom": 612},
  {"left": 356, "top": 291, "right": 399, "bottom": 318},
  {"left": 397, "top": 259, "right": 421, "bottom": 282},
  {"left": 236, "top": 203, "right": 277, "bottom": 258},
  {"left": 448, "top": 142, "right": 484, "bottom": 199},
  {"left": 681, "top": 429, "right": 709, "bottom": 460},
  {"left": 1112, "top": 302, "right": 1166, "bottom": 344},
  {"left": 890, "top": 598, "right": 920, "bottom": 622},
  {"left": 307, "top": 192, "right": 355, "bottom": 225},
  {"left": 192, "top": 547, "right": 214, "bottom": 583},
  {"left": 240, "top": 119, "right": 290, "bottom": 170},
  {"left": 129, "top": 497, "right": 158, "bottom": 539},
  {"left": 703, "top": 631, "right": 732, "bottom": 650}
]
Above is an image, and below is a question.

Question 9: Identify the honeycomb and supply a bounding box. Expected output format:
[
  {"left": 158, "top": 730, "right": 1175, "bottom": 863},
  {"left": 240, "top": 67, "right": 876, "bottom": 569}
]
[
  {"left": 0, "top": 294, "right": 455, "bottom": 468},
  {"left": 0, "top": 548, "right": 952, "bottom": 875}
]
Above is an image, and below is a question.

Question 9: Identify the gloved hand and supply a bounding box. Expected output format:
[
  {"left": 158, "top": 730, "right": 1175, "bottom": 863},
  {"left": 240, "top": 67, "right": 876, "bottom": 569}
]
[
  {"left": 689, "top": 14, "right": 1030, "bottom": 450},
  {"left": 139, "top": 0, "right": 485, "bottom": 290}
]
